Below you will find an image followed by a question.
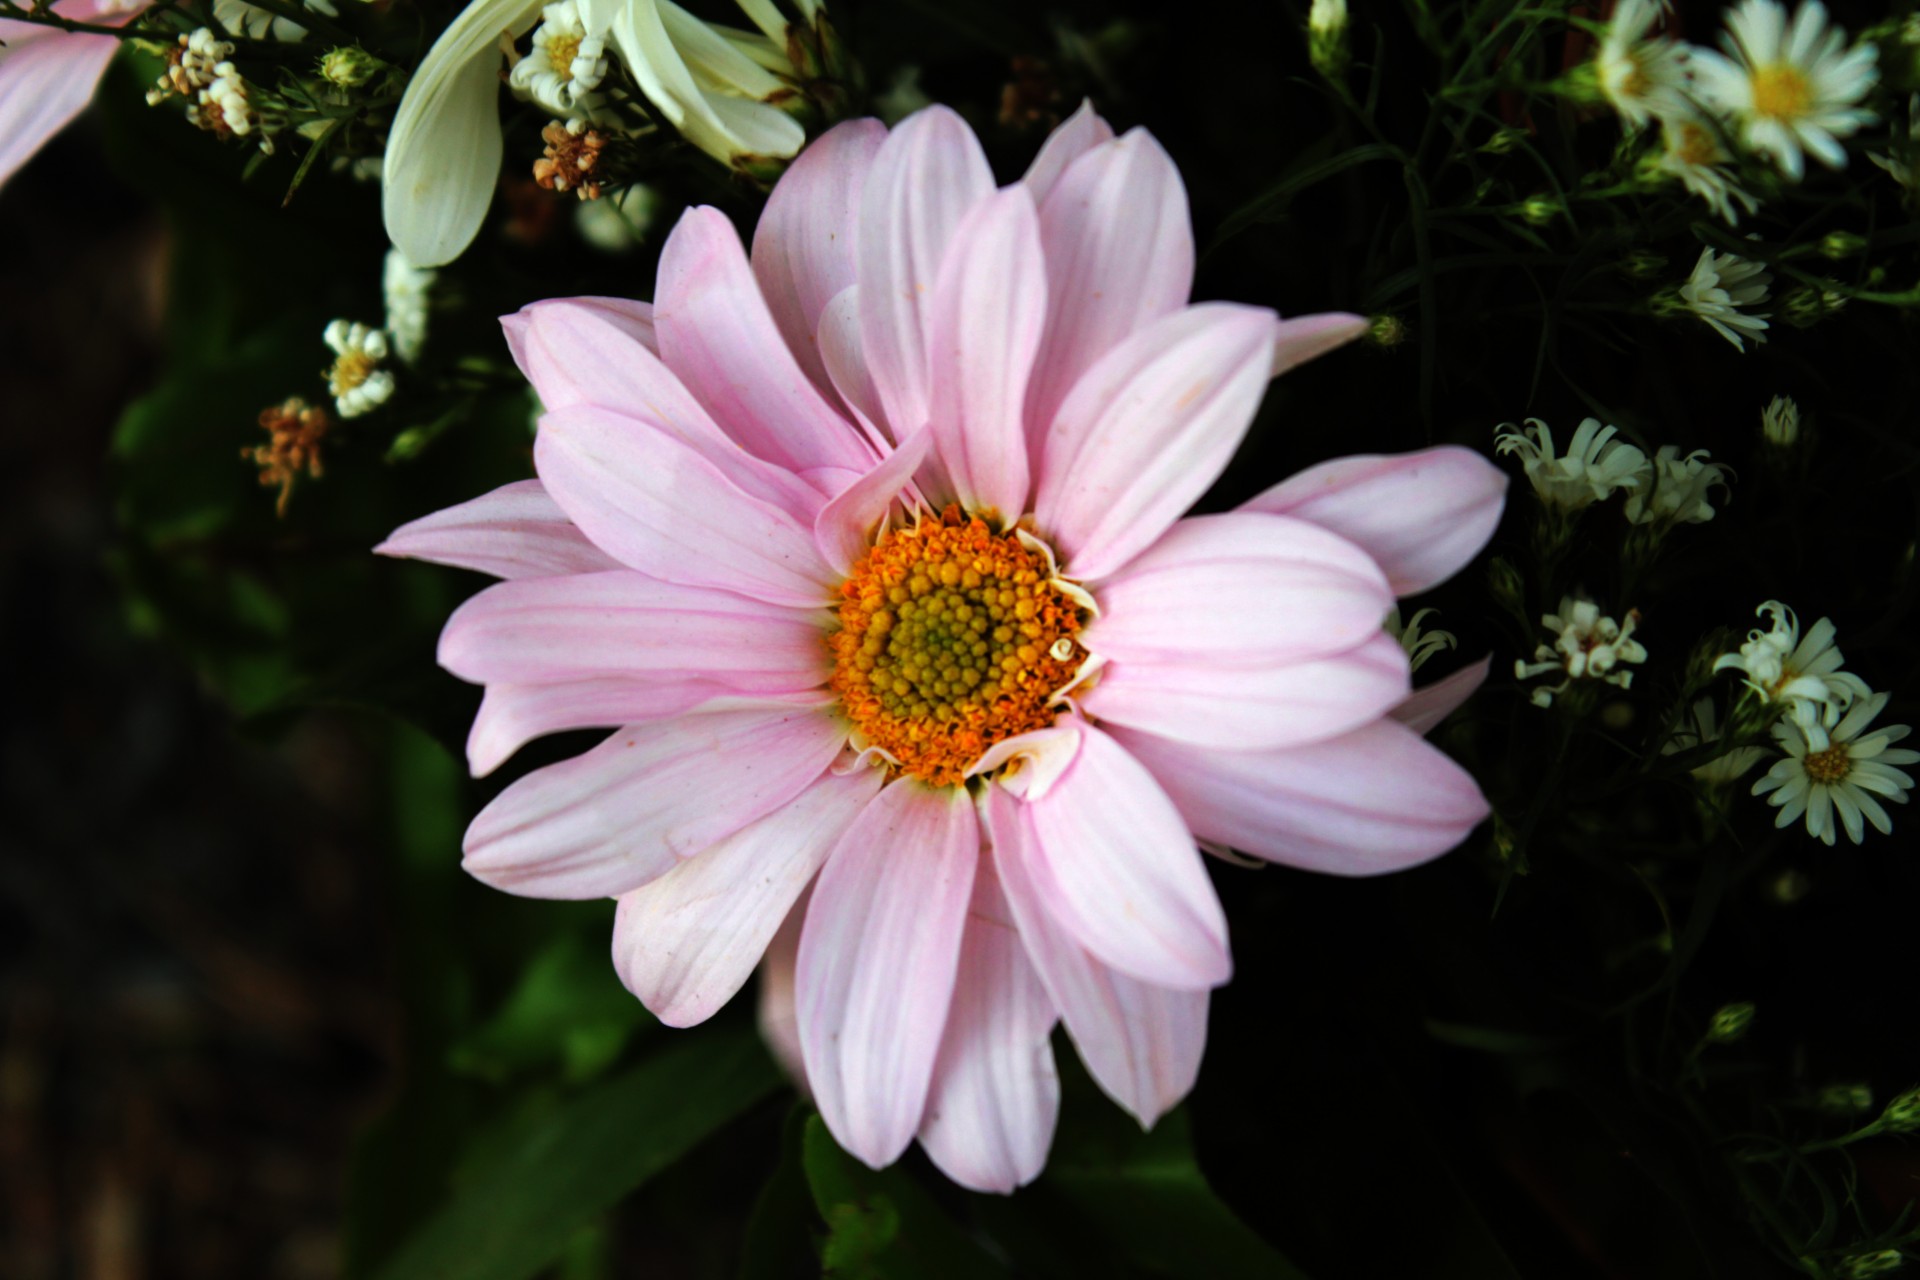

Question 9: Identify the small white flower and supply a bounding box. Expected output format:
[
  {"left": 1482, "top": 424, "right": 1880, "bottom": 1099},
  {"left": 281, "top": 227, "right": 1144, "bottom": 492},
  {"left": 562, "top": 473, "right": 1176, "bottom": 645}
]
[
  {"left": 382, "top": 250, "right": 436, "bottom": 366},
  {"left": 1752, "top": 692, "right": 1918, "bottom": 845},
  {"left": 1595, "top": 0, "right": 1693, "bottom": 130},
  {"left": 508, "top": 1, "right": 609, "bottom": 119},
  {"left": 1386, "top": 606, "right": 1457, "bottom": 674},
  {"left": 148, "top": 28, "right": 233, "bottom": 103},
  {"left": 1516, "top": 597, "right": 1648, "bottom": 708},
  {"left": 213, "top": 0, "right": 341, "bottom": 42},
  {"left": 1494, "top": 417, "right": 1649, "bottom": 511},
  {"left": 324, "top": 319, "right": 395, "bottom": 418},
  {"left": 1690, "top": 0, "right": 1878, "bottom": 181},
  {"left": 1654, "top": 115, "right": 1761, "bottom": 224},
  {"left": 1679, "top": 247, "right": 1771, "bottom": 350},
  {"left": 1626, "top": 445, "right": 1732, "bottom": 527},
  {"left": 1664, "top": 697, "right": 1767, "bottom": 786},
  {"left": 1761, "top": 394, "right": 1800, "bottom": 445},
  {"left": 1713, "top": 601, "right": 1869, "bottom": 747}
]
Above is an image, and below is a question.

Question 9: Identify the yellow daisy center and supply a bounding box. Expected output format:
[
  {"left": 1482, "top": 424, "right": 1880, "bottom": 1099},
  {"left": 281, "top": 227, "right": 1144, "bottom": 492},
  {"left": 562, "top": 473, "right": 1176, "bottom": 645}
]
[
  {"left": 329, "top": 350, "right": 376, "bottom": 395},
  {"left": 829, "top": 508, "right": 1085, "bottom": 787},
  {"left": 545, "top": 32, "right": 582, "bottom": 80},
  {"left": 1803, "top": 743, "right": 1852, "bottom": 785},
  {"left": 1750, "top": 62, "right": 1814, "bottom": 121},
  {"left": 1672, "top": 121, "right": 1719, "bottom": 167}
]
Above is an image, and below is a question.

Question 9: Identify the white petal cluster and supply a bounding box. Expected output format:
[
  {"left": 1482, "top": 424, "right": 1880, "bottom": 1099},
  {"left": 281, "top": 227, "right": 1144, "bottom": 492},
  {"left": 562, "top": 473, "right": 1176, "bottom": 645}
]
[
  {"left": 147, "top": 28, "right": 232, "bottom": 104},
  {"left": 1664, "top": 697, "right": 1767, "bottom": 786},
  {"left": 1595, "top": 0, "right": 1693, "bottom": 130},
  {"left": 382, "top": 250, "right": 436, "bottom": 366},
  {"left": 212, "top": 0, "right": 340, "bottom": 42},
  {"left": 1679, "top": 248, "right": 1771, "bottom": 351},
  {"left": 323, "top": 319, "right": 396, "bottom": 418},
  {"left": 1712, "top": 601, "right": 1870, "bottom": 748},
  {"left": 1494, "top": 418, "right": 1648, "bottom": 511},
  {"left": 1516, "top": 597, "right": 1647, "bottom": 708},
  {"left": 1752, "top": 692, "right": 1918, "bottom": 845},
  {"left": 1652, "top": 116, "right": 1759, "bottom": 225},
  {"left": 508, "top": 1, "right": 609, "bottom": 119},
  {"left": 1626, "top": 445, "right": 1732, "bottom": 527}
]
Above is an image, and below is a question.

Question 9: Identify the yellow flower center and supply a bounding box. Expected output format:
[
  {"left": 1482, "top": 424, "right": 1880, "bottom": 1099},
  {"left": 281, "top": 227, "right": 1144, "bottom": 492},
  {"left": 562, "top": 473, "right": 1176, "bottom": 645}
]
[
  {"left": 329, "top": 350, "right": 376, "bottom": 395},
  {"left": 1803, "top": 743, "right": 1852, "bottom": 785},
  {"left": 1750, "top": 62, "right": 1813, "bottom": 121},
  {"left": 1672, "top": 121, "right": 1719, "bottom": 167},
  {"left": 829, "top": 508, "right": 1085, "bottom": 787},
  {"left": 545, "top": 32, "right": 582, "bottom": 81}
]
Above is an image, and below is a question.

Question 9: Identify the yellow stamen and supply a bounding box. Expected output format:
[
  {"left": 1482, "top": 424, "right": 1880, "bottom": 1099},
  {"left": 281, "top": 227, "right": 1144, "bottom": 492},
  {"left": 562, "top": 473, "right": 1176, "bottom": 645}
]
[
  {"left": 1672, "top": 122, "right": 1720, "bottom": 167},
  {"left": 1803, "top": 743, "right": 1852, "bottom": 785},
  {"left": 829, "top": 508, "right": 1084, "bottom": 787},
  {"left": 1750, "top": 63, "right": 1813, "bottom": 121},
  {"left": 545, "top": 32, "right": 581, "bottom": 81},
  {"left": 329, "top": 350, "right": 376, "bottom": 396}
]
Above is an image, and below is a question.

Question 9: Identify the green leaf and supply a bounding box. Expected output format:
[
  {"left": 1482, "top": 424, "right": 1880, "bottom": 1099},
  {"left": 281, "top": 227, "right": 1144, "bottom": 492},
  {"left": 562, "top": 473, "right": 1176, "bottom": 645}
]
[
  {"left": 368, "top": 1027, "right": 781, "bottom": 1280},
  {"left": 448, "top": 930, "right": 653, "bottom": 1084},
  {"left": 801, "top": 1116, "right": 1003, "bottom": 1280}
]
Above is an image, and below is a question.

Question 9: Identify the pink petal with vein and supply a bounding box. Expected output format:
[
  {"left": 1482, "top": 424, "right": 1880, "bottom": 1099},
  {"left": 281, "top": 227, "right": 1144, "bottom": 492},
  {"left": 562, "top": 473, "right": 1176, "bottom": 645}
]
[
  {"left": 1019, "top": 99, "right": 1114, "bottom": 202},
  {"left": 376, "top": 479, "right": 621, "bottom": 579},
  {"left": 1268, "top": 313, "right": 1369, "bottom": 378},
  {"left": 1393, "top": 657, "right": 1491, "bottom": 736},
  {"left": 466, "top": 678, "right": 751, "bottom": 777},
  {"left": 0, "top": 26, "right": 119, "bottom": 190}
]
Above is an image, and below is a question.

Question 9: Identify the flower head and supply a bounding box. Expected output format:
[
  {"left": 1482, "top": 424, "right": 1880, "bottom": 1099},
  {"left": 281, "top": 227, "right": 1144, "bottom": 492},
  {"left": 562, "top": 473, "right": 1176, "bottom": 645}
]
[
  {"left": 323, "top": 319, "right": 395, "bottom": 417},
  {"left": 1653, "top": 114, "right": 1760, "bottom": 224},
  {"left": 1516, "top": 596, "right": 1646, "bottom": 707},
  {"left": 378, "top": 106, "right": 1502, "bottom": 1189},
  {"left": 1678, "top": 247, "right": 1771, "bottom": 350},
  {"left": 1752, "top": 691, "right": 1918, "bottom": 845},
  {"left": 1625, "top": 445, "right": 1732, "bottom": 528},
  {"left": 508, "top": 1, "right": 609, "bottom": 119},
  {"left": 1713, "top": 600, "right": 1869, "bottom": 747},
  {"left": 1690, "top": 0, "right": 1878, "bottom": 180},
  {"left": 1494, "top": 417, "right": 1648, "bottom": 510},
  {"left": 1761, "top": 394, "right": 1800, "bottom": 445},
  {"left": 1595, "top": 0, "right": 1693, "bottom": 130}
]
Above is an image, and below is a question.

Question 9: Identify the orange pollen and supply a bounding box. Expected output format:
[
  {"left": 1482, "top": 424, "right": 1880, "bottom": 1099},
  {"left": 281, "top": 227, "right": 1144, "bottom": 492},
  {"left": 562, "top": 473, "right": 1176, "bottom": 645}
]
[
  {"left": 1750, "top": 63, "right": 1813, "bottom": 120},
  {"left": 1803, "top": 743, "right": 1852, "bottom": 785},
  {"left": 828, "top": 508, "right": 1085, "bottom": 787}
]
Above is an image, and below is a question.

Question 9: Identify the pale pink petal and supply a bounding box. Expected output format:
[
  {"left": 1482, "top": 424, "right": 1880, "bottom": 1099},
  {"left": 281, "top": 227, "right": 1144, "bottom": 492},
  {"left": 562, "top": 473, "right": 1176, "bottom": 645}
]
[
  {"left": 0, "top": 28, "right": 118, "bottom": 189},
  {"left": 1080, "top": 628, "right": 1411, "bottom": 752},
  {"left": 987, "top": 788, "right": 1207, "bottom": 1127},
  {"left": 856, "top": 105, "right": 995, "bottom": 440},
  {"left": 1269, "top": 313, "right": 1369, "bottom": 378},
  {"left": 438, "top": 569, "right": 828, "bottom": 692},
  {"left": 758, "top": 895, "right": 811, "bottom": 1095},
  {"left": 924, "top": 187, "right": 1045, "bottom": 520},
  {"left": 814, "top": 429, "right": 932, "bottom": 577},
  {"left": 1081, "top": 513, "right": 1392, "bottom": 670},
  {"left": 797, "top": 779, "right": 978, "bottom": 1168},
  {"left": 1019, "top": 99, "right": 1114, "bottom": 202},
  {"left": 462, "top": 704, "right": 847, "bottom": 899},
  {"left": 815, "top": 285, "right": 889, "bottom": 453},
  {"left": 1393, "top": 657, "right": 1491, "bottom": 736},
  {"left": 502, "top": 297, "right": 656, "bottom": 387},
  {"left": 1023, "top": 129, "right": 1194, "bottom": 447},
  {"left": 1018, "top": 720, "right": 1229, "bottom": 989},
  {"left": 1111, "top": 718, "right": 1488, "bottom": 876},
  {"left": 1240, "top": 447, "right": 1508, "bottom": 596},
  {"left": 917, "top": 852, "right": 1059, "bottom": 1193},
  {"left": 655, "top": 206, "right": 874, "bottom": 473},
  {"left": 466, "top": 678, "right": 749, "bottom": 777},
  {"left": 534, "top": 403, "right": 836, "bottom": 608},
  {"left": 613, "top": 766, "right": 883, "bottom": 1027},
  {"left": 375, "top": 479, "right": 622, "bottom": 579},
  {"left": 1034, "top": 303, "right": 1278, "bottom": 583},
  {"left": 752, "top": 118, "right": 888, "bottom": 398}
]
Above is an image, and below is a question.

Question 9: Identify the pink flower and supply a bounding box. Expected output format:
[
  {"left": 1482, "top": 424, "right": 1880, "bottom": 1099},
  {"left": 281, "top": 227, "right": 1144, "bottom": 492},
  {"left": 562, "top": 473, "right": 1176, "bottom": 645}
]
[
  {"left": 379, "top": 103, "right": 1506, "bottom": 1192},
  {"left": 0, "top": 0, "right": 144, "bottom": 190}
]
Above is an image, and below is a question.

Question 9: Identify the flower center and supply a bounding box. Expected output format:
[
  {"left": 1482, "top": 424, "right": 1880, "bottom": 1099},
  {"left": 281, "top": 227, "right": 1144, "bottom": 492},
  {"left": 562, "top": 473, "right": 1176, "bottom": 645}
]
[
  {"left": 1750, "top": 63, "right": 1813, "bottom": 120},
  {"left": 829, "top": 508, "right": 1085, "bottom": 787},
  {"left": 1803, "top": 743, "right": 1852, "bottom": 785},
  {"left": 545, "top": 32, "right": 582, "bottom": 80},
  {"left": 329, "top": 350, "right": 376, "bottom": 395},
  {"left": 1673, "top": 122, "right": 1719, "bottom": 166}
]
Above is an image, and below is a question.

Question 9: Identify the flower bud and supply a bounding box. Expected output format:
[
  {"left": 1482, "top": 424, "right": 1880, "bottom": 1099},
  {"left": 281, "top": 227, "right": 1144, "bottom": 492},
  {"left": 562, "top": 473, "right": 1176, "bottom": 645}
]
[
  {"left": 1814, "top": 1082, "right": 1873, "bottom": 1115},
  {"left": 1819, "top": 230, "right": 1868, "bottom": 259},
  {"left": 1621, "top": 249, "right": 1668, "bottom": 279},
  {"left": 1840, "top": 1250, "right": 1905, "bottom": 1279},
  {"left": 319, "top": 45, "right": 385, "bottom": 89},
  {"left": 1760, "top": 395, "right": 1800, "bottom": 447},
  {"left": 1706, "top": 1002, "right": 1754, "bottom": 1043},
  {"left": 1308, "top": 0, "right": 1349, "bottom": 78},
  {"left": 1518, "top": 195, "right": 1560, "bottom": 226},
  {"left": 1880, "top": 1085, "right": 1920, "bottom": 1132},
  {"left": 1366, "top": 314, "right": 1408, "bottom": 348}
]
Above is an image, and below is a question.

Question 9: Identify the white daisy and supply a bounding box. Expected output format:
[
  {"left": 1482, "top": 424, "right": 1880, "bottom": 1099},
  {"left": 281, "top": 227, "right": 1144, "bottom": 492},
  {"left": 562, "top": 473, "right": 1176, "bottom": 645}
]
[
  {"left": 1625, "top": 445, "right": 1732, "bottom": 527},
  {"left": 507, "top": 0, "right": 609, "bottom": 119},
  {"left": 1595, "top": 0, "right": 1693, "bottom": 130},
  {"left": 1690, "top": 0, "right": 1878, "bottom": 181},
  {"left": 1761, "top": 394, "right": 1800, "bottom": 445},
  {"left": 1653, "top": 114, "right": 1760, "bottom": 224},
  {"left": 1752, "top": 692, "right": 1918, "bottom": 845},
  {"left": 323, "top": 320, "right": 395, "bottom": 418},
  {"left": 1494, "top": 417, "right": 1648, "bottom": 510},
  {"left": 1678, "top": 247, "right": 1771, "bottom": 350},
  {"left": 1663, "top": 697, "right": 1766, "bottom": 786},
  {"left": 1713, "top": 600, "right": 1869, "bottom": 748},
  {"left": 1516, "top": 597, "right": 1647, "bottom": 708}
]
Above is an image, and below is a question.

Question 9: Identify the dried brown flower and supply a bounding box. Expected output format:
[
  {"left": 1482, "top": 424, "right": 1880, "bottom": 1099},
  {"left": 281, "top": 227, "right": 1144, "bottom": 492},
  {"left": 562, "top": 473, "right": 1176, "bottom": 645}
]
[{"left": 244, "top": 397, "right": 331, "bottom": 517}]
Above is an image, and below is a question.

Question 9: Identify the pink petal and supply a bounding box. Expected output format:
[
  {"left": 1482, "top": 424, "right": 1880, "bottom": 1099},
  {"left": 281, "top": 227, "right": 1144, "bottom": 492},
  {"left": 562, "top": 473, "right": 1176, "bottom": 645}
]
[
  {"left": 1240, "top": 447, "right": 1508, "bottom": 596},
  {"left": 1080, "top": 627, "right": 1411, "bottom": 752},
  {"left": 987, "top": 787, "right": 1208, "bottom": 1127},
  {"left": 816, "top": 285, "right": 889, "bottom": 453},
  {"left": 924, "top": 187, "right": 1046, "bottom": 520},
  {"left": 1018, "top": 720, "right": 1230, "bottom": 989},
  {"left": 1023, "top": 128, "right": 1194, "bottom": 449},
  {"left": 375, "top": 479, "right": 622, "bottom": 579},
  {"left": 1269, "top": 313, "right": 1369, "bottom": 378},
  {"left": 1033, "top": 304, "right": 1279, "bottom": 583},
  {"left": 813, "top": 428, "right": 932, "bottom": 577},
  {"left": 758, "top": 895, "right": 811, "bottom": 1095},
  {"left": 917, "top": 852, "right": 1059, "bottom": 1194},
  {"left": 1110, "top": 717, "right": 1489, "bottom": 876},
  {"left": 0, "top": 28, "right": 117, "bottom": 189},
  {"left": 752, "top": 118, "right": 888, "bottom": 398},
  {"left": 461, "top": 704, "right": 847, "bottom": 899},
  {"left": 1082, "top": 512, "right": 1392, "bottom": 670},
  {"left": 1019, "top": 99, "right": 1115, "bottom": 202},
  {"left": 856, "top": 106, "right": 995, "bottom": 441},
  {"left": 438, "top": 569, "right": 828, "bottom": 692},
  {"left": 655, "top": 206, "right": 874, "bottom": 474},
  {"left": 613, "top": 766, "right": 883, "bottom": 1026},
  {"left": 797, "top": 779, "right": 978, "bottom": 1168},
  {"left": 534, "top": 403, "right": 836, "bottom": 608},
  {"left": 502, "top": 297, "right": 656, "bottom": 387},
  {"left": 1393, "top": 657, "right": 1491, "bottom": 736},
  {"left": 466, "top": 678, "right": 749, "bottom": 777}
]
